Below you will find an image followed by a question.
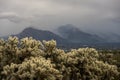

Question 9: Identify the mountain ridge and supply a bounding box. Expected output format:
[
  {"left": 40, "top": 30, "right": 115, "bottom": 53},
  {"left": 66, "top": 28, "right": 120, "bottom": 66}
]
[
  {"left": 1, "top": 25, "right": 120, "bottom": 49},
  {"left": 14, "top": 27, "right": 69, "bottom": 45},
  {"left": 56, "top": 24, "right": 105, "bottom": 43}
]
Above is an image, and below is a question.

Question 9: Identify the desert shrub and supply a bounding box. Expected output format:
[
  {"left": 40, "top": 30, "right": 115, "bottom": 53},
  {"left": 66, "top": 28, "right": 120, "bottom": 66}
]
[
  {"left": 0, "top": 36, "right": 119, "bottom": 80},
  {"left": 62, "top": 48, "right": 119, "bottom": 80},
  {"left": 2, "top": 57, "right": 62, "bottom": 80}
]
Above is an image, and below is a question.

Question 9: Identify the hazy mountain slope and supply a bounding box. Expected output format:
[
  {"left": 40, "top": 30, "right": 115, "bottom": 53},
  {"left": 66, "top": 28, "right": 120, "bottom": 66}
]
[
  {"left": 56, "top": 24, "right": 104, "bottom": 43},
  {"left": 97, "top": 32, "right": 120, "bottom": 43},
  {"left": 15, "top": 27, "right": 69, "bottom": 44},
  {"left": 1, "top": 26, "right": 120, "bottom": 49}
]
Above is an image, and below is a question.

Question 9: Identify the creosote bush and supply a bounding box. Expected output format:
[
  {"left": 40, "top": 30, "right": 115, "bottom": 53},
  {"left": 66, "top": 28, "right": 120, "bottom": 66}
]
[{"left": 0, "top": 36, "right": 119, "bottom": 80}]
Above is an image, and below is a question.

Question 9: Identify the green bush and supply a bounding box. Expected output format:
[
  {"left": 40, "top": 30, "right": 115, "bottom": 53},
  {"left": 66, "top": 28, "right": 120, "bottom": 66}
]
[{"left": 0, "top": 36, "right": 119, "bottom": 80}]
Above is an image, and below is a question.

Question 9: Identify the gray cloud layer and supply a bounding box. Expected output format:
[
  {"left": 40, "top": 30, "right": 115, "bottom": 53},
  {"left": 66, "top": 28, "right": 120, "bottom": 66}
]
[{"left": 0, "top": 0, "right": 120, "bottom": 36}]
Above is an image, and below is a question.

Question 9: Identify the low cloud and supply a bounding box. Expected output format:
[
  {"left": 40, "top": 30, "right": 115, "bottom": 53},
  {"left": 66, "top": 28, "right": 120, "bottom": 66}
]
[
  {"left": 0, "top": 0, "right": 120, "bottom": 36},
  {"left": 0, "top": 12, "right": 24, "bottom": 23}
]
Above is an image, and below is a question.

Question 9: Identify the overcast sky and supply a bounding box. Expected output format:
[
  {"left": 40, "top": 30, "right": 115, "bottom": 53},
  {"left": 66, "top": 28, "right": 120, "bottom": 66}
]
[{"left": 0, "top": 0, "right": 120, "bottom": 36}]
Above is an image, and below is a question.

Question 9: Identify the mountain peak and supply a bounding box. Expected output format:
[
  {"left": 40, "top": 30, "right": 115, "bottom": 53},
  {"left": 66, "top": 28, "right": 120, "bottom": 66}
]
[
  {"left": 23, "top": 27, "right": 38, "bottom": 31},
  {"left": 15, "top": 26, "right": 69, "bottom": 44},
  {"left": 58, "top": 24, "right": 80, "bottom": 32},
  {"left": 56, "top": 24, "right": 103, "bottom": 43},
  {"left": 63, "top": 24, "right": 77, "bottom": 28},
  {"left": 26, "top": 27, "right": 34, "bottom": 29}
]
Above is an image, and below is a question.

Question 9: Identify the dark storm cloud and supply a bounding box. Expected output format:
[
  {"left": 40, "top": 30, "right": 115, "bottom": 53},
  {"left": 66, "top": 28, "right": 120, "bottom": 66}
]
[{"left": 0, "top": 0, "right": 120, "bottom": 36}]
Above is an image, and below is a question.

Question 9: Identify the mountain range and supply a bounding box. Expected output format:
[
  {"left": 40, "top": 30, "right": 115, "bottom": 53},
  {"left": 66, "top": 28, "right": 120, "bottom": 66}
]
[
  {"left": 1, "top": 24, "right": 120, "bottom": 49},
  {"left": 15, "top": 27, "right": 69, "bottom": 45},
  {"left": 56, "top": 24, "right": 104, "bottom": 43}
]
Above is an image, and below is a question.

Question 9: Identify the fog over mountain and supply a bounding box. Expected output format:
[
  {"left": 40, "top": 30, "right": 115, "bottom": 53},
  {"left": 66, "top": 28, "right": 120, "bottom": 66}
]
[
  {"left": 0, "top": 0, "right": 120, "bottom": 36},
  {"left": 2, "top": 26, "right": 120, "bottom": 49}
]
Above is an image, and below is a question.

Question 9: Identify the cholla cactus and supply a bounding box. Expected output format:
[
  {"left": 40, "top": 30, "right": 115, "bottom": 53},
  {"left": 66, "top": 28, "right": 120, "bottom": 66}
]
[
  {"left": 40, "top": 41, "right": 68, "bottom": 78},
  {"left": 99, "top": 52, "right": 117, "bottom": 65},
  {"left": 0, "top": 37, "right": 20, "bottom": 79},
  {"left": 0, "top": 37, "right": 119, "bottom": 80},
  {"left": 0, "top": 39, "right": 5, "bottom": 61},
  {"left": 19, "top": 37, "right": 45, "bottom": 60},
  {"left": 43, "top": 40, "right": 56, "bottom": 53},
  {"left": 64, "top": 48, "right": 119, "bottom": 80},
  {"left": 2, "top": 57, "right": 62, "bottom": 80},
  {"left": 0, "top": 37, "right": 20, "bottom": 71}
]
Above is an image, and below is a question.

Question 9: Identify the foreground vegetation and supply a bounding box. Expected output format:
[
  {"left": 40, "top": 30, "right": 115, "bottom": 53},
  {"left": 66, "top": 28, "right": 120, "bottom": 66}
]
[{"left": 0, "top": 37, "right": 120, "bottom": 80}]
